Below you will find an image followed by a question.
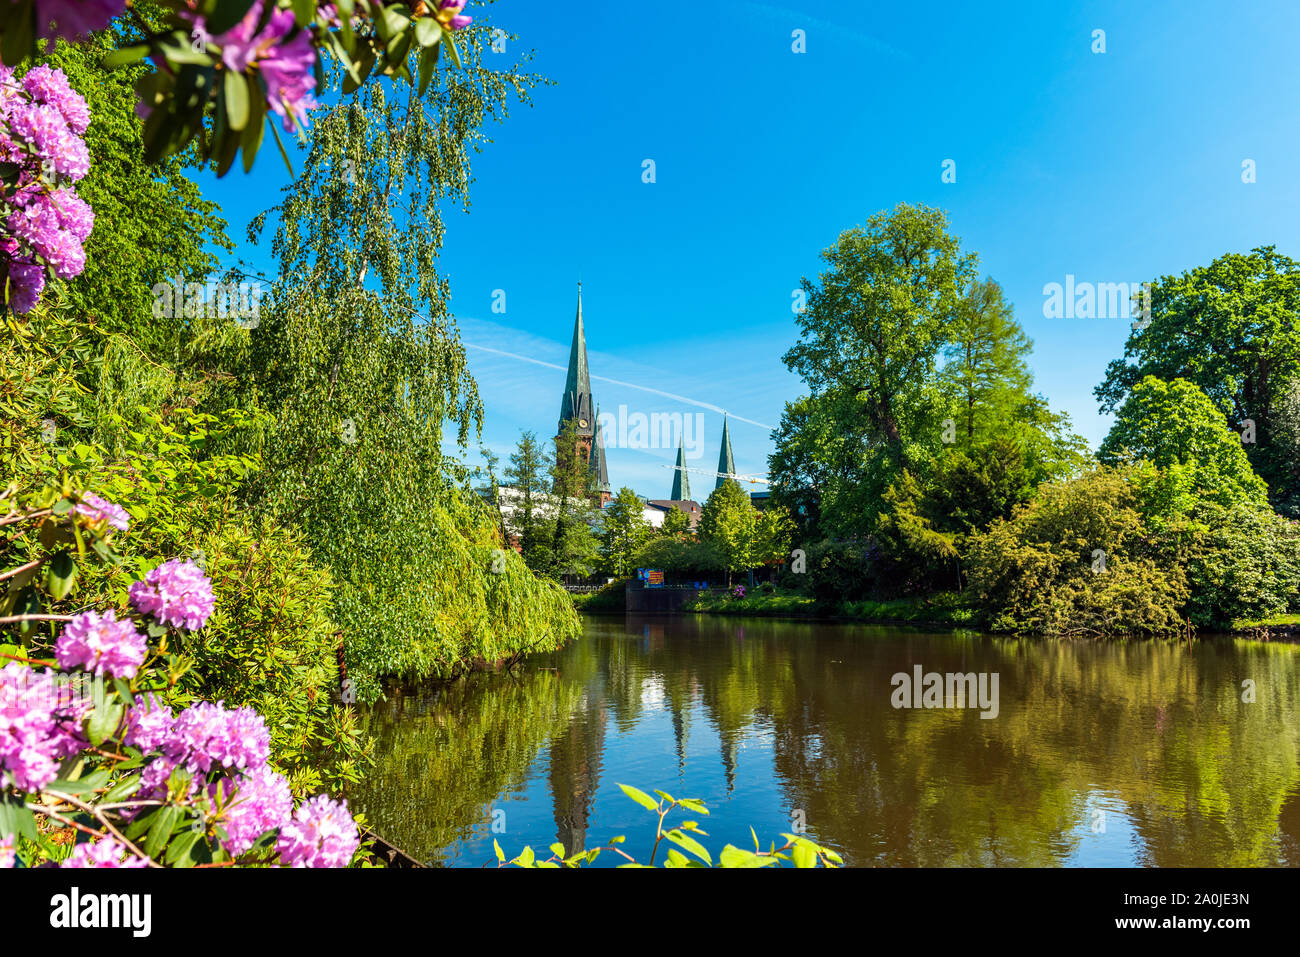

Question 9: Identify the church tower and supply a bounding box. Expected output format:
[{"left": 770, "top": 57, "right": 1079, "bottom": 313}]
[
  {"left": 670, "top": 438, "right": 691, "bottom": 501},
  {"left": 715, "top": 414, "right": 736, "bottom": 489},
  {"left": 556, "top": 284, "right": 610, "bottom": 505},
  {"left": 588, "top": 403, "right": 612, "bottom": 502}
]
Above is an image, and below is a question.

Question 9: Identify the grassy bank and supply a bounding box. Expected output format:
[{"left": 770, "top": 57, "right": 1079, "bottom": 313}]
[
  {"left": 571, "top": 578, "right": 628, "bottom": 614},
  {"left": 686, "top": 589, "right": 977, "bottom": 627}
]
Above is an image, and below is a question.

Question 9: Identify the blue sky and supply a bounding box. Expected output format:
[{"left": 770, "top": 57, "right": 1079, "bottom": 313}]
[{"left": 199, "top": 0, "right": 1300, "bottom": 500}]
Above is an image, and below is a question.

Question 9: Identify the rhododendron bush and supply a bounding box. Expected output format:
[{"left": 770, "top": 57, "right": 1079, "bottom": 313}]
[
  {"left": 0, "top": 0, "right": 477, "bottom": 173},
  {"left": 0, "top": 483, "right": 364, "bottom": 868},
  {"left": 0, "top": 61, "right": 92, "bottom": 313}
]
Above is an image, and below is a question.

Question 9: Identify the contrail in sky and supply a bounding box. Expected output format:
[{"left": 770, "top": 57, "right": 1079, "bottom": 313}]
[{"left": 463, "top": 341, "right": 777, "bottom": 431}]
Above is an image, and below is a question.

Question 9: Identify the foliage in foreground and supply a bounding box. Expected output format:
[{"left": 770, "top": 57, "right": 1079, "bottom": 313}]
[
  {"left": 1, "top": 483, "right": 366, "bottom": 868},
  {"left": 496, "top": 784, "right": 842, "bottom": 869}
]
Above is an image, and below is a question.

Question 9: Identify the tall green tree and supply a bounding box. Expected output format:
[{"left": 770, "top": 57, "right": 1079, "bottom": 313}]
[
  {"left": 202, "top": 36, "right": 576, "bottom": 694},
  {"left": 1095, "top": 247, "right": 1300, "bottom": 508},
  {"left": 600, "top": 487, "right": 653, "bottom": 577},
  {"left": 940, "top": 278, "right": 1034, "bottom": 443},
  {"left": 776, "top": 204, "right": 978, "bottom": 538},
  {"left": 1100, "top": 376, "right": 1269, "bottom": 512},
  {"left": 783, "top": 203, "right": 977, "bottom": 457},
  {"left": 547, "top": 419, "right": 601, "bottom": 581},
  {"left": 698, "top": 481, "right": 758, "bottom": 586},
  {"left": 504, "top": 430, "right": 554, "bottom": 569}
]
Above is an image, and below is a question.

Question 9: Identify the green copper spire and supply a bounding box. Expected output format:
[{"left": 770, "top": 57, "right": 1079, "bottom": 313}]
[
  {"left": 558, "top": 284, "right": 594, "bottom": 438},
  {"left": 589, "top": 405, "right": 611, "bottom": 495},
  {"left": 671, "top": 439, "right": 691, "bottom": 500},
  {"left": 715, "top": 414, "right": 736, "bottom": 489}
]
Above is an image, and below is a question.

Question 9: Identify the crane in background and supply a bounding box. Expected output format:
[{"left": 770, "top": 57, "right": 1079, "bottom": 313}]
[{"left": 662, "top": 464, "right": 770, "bottom": 486}]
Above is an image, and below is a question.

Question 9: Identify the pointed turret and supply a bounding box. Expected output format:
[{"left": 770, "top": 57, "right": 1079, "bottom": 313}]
[
  {"left": 670, "top": 439, "right": 691, "bottom": 501},
  {"left": 557, "top": 285, "right": 595, "bottom": 439},
  {"left": 588, "top": 405, "right": 611, "bottom": 496},
  {"left": 715, "top": 414, "right": 736, "bottom": 489}
]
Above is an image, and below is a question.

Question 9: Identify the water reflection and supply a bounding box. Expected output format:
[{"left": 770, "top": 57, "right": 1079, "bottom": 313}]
[{"left": 353, "top": 615, "right": 1300, "bottom": 867}]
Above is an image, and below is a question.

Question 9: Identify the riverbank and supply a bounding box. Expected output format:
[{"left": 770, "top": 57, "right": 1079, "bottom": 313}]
[
  {"left": 571, "top": 583, "right": 1300, "bottom": 638},
  {"left": 684, "top": 590, "right": 978, "bottom": 627}
]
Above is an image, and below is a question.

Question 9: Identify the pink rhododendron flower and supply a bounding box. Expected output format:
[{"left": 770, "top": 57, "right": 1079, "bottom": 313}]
[
  {"left": 434, "top": 0, "right": 473, "bottom": 31},
  {"left": 129, "top": 559, "right": 215, "bottom": 631},
  {"left": 0, "top": 64, "right": 92, "bottom": 313},
  {"left": 0, "top": 833, "right": 14, "bottom": 868},
  {"left": 60, "top": 837, "right": 148, "bottom": 868},
  {"left": 33, "top": 1, "right": 124, "bottom": 43},
  {"left": 123, "top": 693, "right": 173, "bottom": 752},
  {"left": 163, "top": 701, "right": 271, "bottom": 774},
  {"left": 277, "top": 794, "right": 360, "bottom": 867},
  {"left": 0, "top": 663, "right": 86, "bottom": 792},
  {"left": 220, "top": 766, "right": 294, "bottom": 855},
  {"left": 74, "top": 492, "right": 128, "bottom": 530},
  {"left": 20, "top": 64, "right": 90, "bottom": 135},
  {"left": 56, "top": 609, "right": 147, "bottom": 678},
  {"left": 192, "top": 0, "right": 320, "bottom": 133}
]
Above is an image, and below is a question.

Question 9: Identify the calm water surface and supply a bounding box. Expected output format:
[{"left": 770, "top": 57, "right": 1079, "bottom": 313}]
[{"left": 353, "top": 614, "right": 1300, "bottom": 867}]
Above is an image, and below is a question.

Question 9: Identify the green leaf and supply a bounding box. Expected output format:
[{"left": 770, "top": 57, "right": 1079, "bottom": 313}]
[
  {"left": 224, "top": 70, "right": 250, "bottom": 132},
  {"left": 676, "top": 798, "right": 710, "bottom": 815},
  {"left": 85, "top": 700, "right": 124, "bottom": 747},
  {"left": 102, "top": 45, "right": 149, "bottom": 69},
  {"left": 0, "top": 796, "right": 38, "bottom": 842},
  {"left": 444, "top": 30, "right": 463, "bottom": 69},
  {"left": 44, "top": 551, "right": 77, "bottom": 600},
  {"left": 493, "top": 838, "right": 504, "bottom": 862},
  {"left": 617, "top": 783, "right": 659, "bottom": 812},
  {"left": 165, "top": 828, "right": 203, "bottom": 867},
  {"left": 549, "top": 842, "right": 565, "bottom": 858},
  {"left": 267, "top": 118, "right": 296, "bottom": 177},
  {"left": 0, "top": 1, "right": 34, "bottom": 69},
  {"left": 665, "top": 828, "right": 712, "bottom": 866},
  {"left": 719, "top": 844, "right": 778, "bottom": 868},
  {"left": 414, "top": 17, "right": 442, "bottom": 48},
  {"left": 241, "top": 87, "right": 267, "bottom": 173},
  {"left": 417, "top": 42, "right": 440, "bottom": 97},
  {"left": 791, "top": 841, "right": 817, "bottom": 869},
  {"left": 663, "top": 848, "right": 690, "bottom": 867},
  {"left": 102, "top": 775, "right": 142, "bottom": 805},
  {"left": 291, "top": 0, "right": 314, "bottom": 28},
  {"left": 144, "top": 805, "right": 181, "bottom": 858},
  {"left": 48, "top": 768, "right": 110, "bottom": 795}
]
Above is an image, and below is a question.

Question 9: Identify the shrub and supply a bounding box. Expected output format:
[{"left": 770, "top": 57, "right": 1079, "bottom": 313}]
[
  {"left": 0, "top": 486, "right": 364, "bottom": 868},
  {"left": 1184, "top": 505, "right": 1300, "bottom": 626},
  {"left": 967, "top": 467, "right": 1187, "bottom": 636}
]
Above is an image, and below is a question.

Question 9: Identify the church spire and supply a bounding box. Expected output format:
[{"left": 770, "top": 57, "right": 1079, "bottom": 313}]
[
  {"left": 671, "top": 438, "right": 691, "bottom": 501},
  {"left": 558, "top": 284, "right": 594, "bottom": 438},
  {"left": 589, "top": 404, "right": 611, "bottom": 496},
  {"left": 715, "top": 414, "right": 736, "bottom": 489}
]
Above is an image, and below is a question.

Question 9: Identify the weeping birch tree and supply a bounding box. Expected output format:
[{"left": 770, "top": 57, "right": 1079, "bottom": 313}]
[{"left": 209, "top": 14, "right": 577, "bottom": 697}]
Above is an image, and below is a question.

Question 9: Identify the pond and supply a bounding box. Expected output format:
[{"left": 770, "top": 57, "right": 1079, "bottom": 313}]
[{"left": 352, "top": 614, "right": 1300, "bottom": 867}]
